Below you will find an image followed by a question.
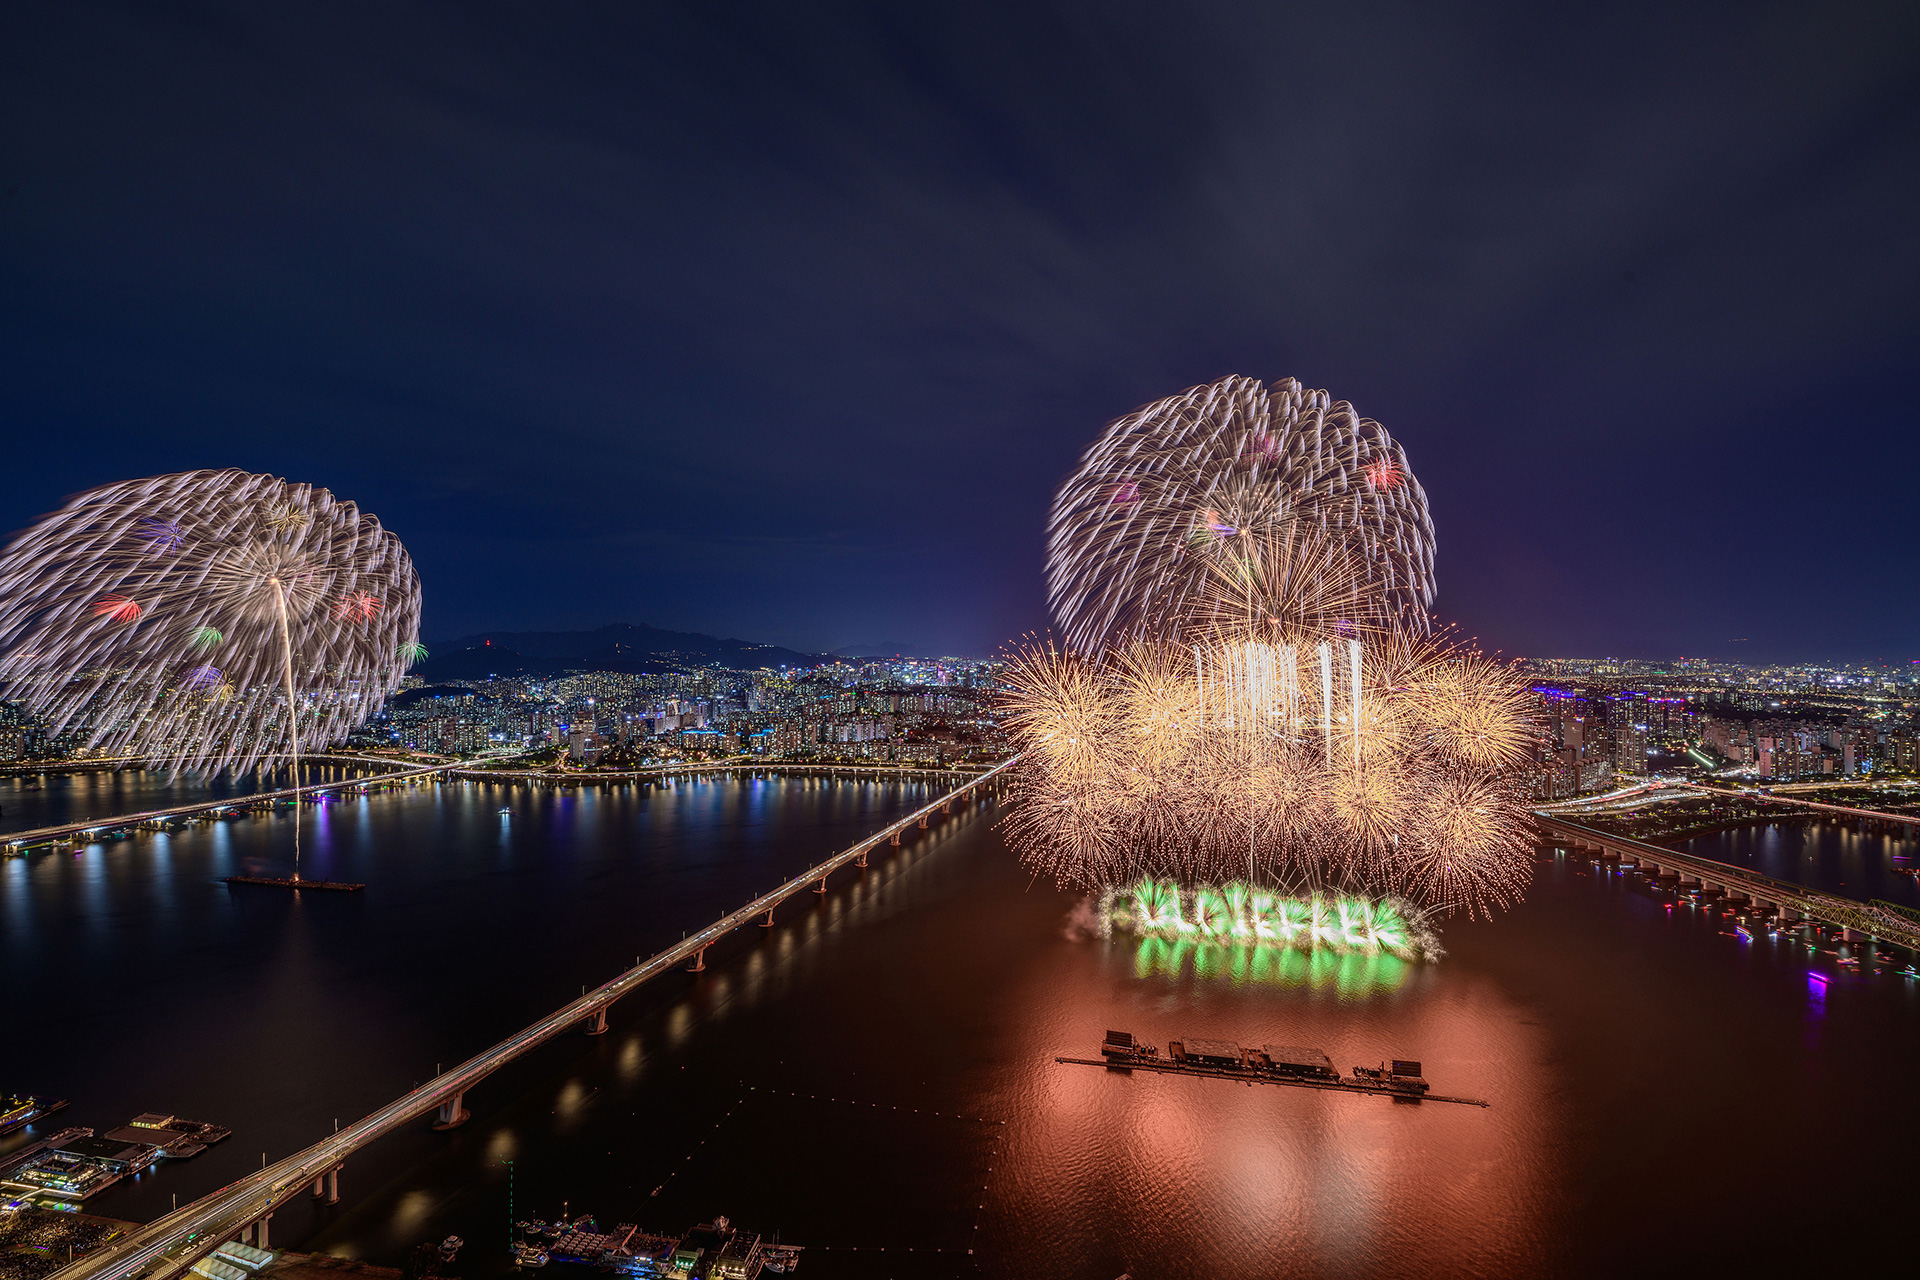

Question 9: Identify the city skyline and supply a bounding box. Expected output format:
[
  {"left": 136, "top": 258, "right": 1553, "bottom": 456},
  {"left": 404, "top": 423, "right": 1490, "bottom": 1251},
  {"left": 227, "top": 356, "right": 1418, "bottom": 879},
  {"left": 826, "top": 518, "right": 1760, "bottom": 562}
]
[
  {"left": 5, "top": 3, "right": 1918, "bottom": 659},
  {"left": 9, "top": 8, "right": 1920, "bottom": 1278}
]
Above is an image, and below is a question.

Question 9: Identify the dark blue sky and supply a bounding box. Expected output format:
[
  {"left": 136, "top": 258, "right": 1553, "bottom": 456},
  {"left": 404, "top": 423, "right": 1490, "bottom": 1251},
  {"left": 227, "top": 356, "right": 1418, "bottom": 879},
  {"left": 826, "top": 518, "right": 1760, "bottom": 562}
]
[{"left": 3, "top": 2, "right": 1917, "bottom": 659}]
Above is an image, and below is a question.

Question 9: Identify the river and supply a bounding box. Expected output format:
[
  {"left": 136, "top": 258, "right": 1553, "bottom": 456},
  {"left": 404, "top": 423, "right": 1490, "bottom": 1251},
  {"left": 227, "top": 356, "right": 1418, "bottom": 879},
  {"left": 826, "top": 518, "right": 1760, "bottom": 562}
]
[{"left": 6, "top": 776, "right": 1920, "bottom": 1278}]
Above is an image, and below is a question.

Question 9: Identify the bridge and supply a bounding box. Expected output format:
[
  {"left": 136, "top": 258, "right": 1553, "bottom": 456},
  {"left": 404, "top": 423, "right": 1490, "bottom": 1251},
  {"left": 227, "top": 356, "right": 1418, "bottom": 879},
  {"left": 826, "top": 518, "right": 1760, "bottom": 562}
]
[
  {"left": 47, "top": 756, "right": 1016, "bottom": 1280},
  {"left": 0, "top": 753, "right": 421, "bottom": 778},
  {"left": 3, "top": 756, "right": 998, "bottom": 853},
  {"left": 449, "top": 759, "right": 993, "bottom": 784},
  {"left": 1690, "top": 783, "right": 1920, "bottom": 832},
  {"left": 1, "top": 757, "right": 457, "bottom": 852},
  {"left": 1534, "top": 813, "right": 1920, "bottom": 951}
]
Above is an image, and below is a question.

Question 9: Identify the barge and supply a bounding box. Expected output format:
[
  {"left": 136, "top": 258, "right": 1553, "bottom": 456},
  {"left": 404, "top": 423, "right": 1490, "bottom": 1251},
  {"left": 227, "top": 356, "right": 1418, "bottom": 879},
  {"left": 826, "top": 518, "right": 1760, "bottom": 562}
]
[
  {"left": 223, "top": 876, "right": 365, "bottom": 892},
  {"left": 1071, "top": 1029, "right": 1487, "bottom": 1107}
]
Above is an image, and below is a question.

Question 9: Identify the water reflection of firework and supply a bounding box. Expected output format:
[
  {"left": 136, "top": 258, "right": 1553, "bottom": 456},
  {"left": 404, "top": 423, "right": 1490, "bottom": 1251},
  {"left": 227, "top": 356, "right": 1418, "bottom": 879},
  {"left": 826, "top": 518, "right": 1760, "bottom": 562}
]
[
  {"left": 0, "top": 469, "right": 421, "bottom": 776},
  {"left": 1128, "top": 934, "right": 1414, "bottom": 996}
]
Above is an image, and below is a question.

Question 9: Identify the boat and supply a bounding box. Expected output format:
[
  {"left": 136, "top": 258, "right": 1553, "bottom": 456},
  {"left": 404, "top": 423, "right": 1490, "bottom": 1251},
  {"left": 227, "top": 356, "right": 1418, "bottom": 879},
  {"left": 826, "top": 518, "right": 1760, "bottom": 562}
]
[
  {"left": 511, "top": 1244, "right": 548, "bottom": 1268},
  {"left": 498, "top": 808, "right": 512, "bottom": 815},
  {"left": 762, "top": 1244, "right": 804, "bottom": 1273}
]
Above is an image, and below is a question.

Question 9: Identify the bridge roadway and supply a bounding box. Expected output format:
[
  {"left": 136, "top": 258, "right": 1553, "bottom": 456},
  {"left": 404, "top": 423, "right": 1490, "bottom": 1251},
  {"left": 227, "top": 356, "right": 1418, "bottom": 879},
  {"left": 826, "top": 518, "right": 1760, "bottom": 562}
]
[
  {"left": 1, "top": 757, "right": 456, "bottom": 851},
  {"left": 49, "top": 756, "right": 1016, "bottom": 1280},
  {"left": 1534, "top": 814, "right": 1920, "bottom": 951}
]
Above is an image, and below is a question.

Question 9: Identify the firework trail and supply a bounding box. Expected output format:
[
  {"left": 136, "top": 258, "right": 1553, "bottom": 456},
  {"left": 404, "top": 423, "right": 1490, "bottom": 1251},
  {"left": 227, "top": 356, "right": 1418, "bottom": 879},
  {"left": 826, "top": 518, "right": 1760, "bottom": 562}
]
[
  {"left": 0, "top": 470, "right": 422, "bottom": 867},
  {"left": 1103, "top": 878, "right": 1441, "bottom": 960},
  {"left": 1046, "top": 375, "right": 1435, "bottom": 654},
  {"left": 1010, "top": 376, "right": 1534, "bottom": 925},
  {"left": 1001, "top": 632, "right": 1535, "bottom": 919}
]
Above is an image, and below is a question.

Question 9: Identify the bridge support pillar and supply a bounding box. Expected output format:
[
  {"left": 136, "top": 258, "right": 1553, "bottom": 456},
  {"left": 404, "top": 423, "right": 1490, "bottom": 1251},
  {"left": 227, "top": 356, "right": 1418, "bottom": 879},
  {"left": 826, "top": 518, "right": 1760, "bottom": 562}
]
[
  {"left": 918, "top": 815, "right": 928, "bottom": 829},
  {"left": 814, "top": 875, "right": 828, "bottom": 895},
  {"left": 312, "top": 1166, "right": 340, "bottom": 1203},
  {"left": 1843, "top": 928, "right": 1862, "bottom": 943},
  {"left": 255, "top": 1214, "right": 272, "bottom": 1251},
  {"left": 890, "top": 832, "right": 901, "bottom": 846},
  {"left": 432, "top": 1093, "right": 470, "bottom": 1130},
  {"left": 942, "top": 801, "right": 952, "bottom": 814},
  {"left": 855, "top": 848, "right": 868, "bottom": 867},
  {"left": 760, "top": 909, "right": 775, "bottom": 928},
  {"left": 687, "top": 948, "right": 706, "bottom": 972},
  {"left": 584, "top": 1007, "right": 609, "bottom": 1035}
]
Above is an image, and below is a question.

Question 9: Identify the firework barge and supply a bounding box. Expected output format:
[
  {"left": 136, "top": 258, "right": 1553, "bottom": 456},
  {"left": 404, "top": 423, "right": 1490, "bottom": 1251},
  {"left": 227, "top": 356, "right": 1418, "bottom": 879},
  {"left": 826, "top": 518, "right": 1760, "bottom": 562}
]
[
  {"left": 223, "top": 876, "right": 365, "bottom": 892},
  {"left": 1058, "top": 1031, "right": 1490, "bottom": 1107}
]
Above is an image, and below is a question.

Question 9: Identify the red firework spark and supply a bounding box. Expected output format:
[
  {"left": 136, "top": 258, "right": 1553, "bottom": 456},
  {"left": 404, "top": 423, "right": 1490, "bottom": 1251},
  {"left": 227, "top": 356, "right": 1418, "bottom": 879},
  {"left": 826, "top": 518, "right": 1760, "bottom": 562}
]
[
  {"left": 1363, "top": 457, "right": 1403, "bottom": 490},
  {"left": 335, "top": 591, "right": 383, "bottom": 622},
  {"left": 93, "top": 595, "right": 141, "bottom": 623}
]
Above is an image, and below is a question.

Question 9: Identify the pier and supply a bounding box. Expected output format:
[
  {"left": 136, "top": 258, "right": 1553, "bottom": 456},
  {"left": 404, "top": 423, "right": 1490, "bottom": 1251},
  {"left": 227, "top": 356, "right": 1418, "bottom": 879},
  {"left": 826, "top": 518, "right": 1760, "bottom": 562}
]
[{"left": 46, "top": 756, "right": 1015, "bottom": 1280}]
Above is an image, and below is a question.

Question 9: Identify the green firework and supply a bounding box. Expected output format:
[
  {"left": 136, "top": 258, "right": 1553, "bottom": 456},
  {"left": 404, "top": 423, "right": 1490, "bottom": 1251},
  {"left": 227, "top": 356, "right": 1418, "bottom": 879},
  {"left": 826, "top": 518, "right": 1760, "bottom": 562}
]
[{"left": 1108, "top": 878, "right": 1435, "bottom": 961}]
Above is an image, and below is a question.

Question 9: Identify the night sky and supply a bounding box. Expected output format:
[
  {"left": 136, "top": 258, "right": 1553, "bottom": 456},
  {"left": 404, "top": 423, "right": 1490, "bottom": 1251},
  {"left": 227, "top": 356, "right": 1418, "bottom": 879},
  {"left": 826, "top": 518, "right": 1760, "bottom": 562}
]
[{"left": 4, "top": 2, "right": 1917, "bottom": 659}]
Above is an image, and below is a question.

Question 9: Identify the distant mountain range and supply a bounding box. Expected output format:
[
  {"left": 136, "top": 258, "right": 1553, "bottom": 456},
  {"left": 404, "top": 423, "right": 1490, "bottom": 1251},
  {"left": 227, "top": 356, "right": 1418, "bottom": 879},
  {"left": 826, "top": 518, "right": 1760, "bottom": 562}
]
[{"left": 411, "top": 622, "right": 825, "bottom": 681}]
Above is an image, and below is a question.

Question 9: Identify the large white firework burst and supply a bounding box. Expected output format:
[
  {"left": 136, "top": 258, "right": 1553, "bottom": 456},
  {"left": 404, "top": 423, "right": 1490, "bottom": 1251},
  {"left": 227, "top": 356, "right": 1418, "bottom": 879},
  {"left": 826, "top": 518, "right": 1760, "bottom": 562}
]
[
  {"left": 1047, "top": 375, "right": 1436, "bottom": 652},
  {"left": 0, "top": 469, "right": 423, "bottom": 775},
  {"left": 1010, "top": 377, "right": 1535, "bottom": 923}
]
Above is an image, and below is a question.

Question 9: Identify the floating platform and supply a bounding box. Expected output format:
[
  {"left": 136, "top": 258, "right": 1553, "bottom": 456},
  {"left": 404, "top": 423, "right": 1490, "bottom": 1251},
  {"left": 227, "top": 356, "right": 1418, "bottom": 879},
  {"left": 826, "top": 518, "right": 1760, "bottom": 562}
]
[
  {"left": 223, "top": 876, "right": 365, "bottom": 892},
  {"left": 1063, "top": 1030, "right": 1490, "bottom": 1108}
]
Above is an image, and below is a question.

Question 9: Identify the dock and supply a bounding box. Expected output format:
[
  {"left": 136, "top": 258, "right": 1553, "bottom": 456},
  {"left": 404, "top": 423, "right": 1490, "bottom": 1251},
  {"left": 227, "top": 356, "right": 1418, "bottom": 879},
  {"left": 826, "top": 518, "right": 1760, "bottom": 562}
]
[{"left": 223, "top": 877, "right": 365, "bottom": 892}]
